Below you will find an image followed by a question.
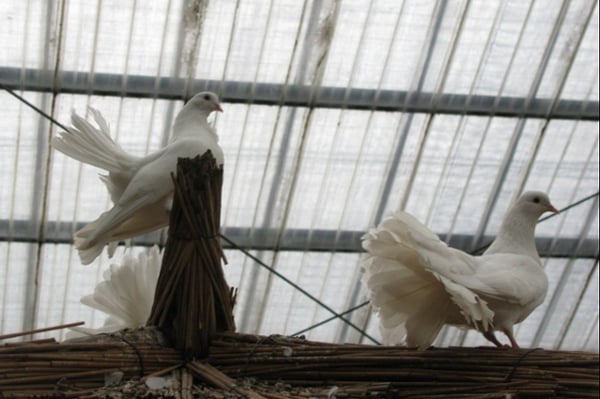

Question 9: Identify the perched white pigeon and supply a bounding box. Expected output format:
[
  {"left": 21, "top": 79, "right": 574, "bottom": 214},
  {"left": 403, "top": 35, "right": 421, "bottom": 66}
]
[
  {"left": 362, "top": 191, "right": 558, "bottom": 349},
  {"left": 68, "top": 245, "right": 162, "bottom": 337},
  {"left": 52, "top": 92, "right": 223, "bottom": 265}
]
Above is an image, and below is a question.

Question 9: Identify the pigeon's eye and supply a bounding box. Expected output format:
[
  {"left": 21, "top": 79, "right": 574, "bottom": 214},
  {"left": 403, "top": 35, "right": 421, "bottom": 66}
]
[
  {"left": 203, "top": 94, "right": 210, "bottom": 101},
  {"left": 533, "top": 197, "right": 540, "bottom": 204}
]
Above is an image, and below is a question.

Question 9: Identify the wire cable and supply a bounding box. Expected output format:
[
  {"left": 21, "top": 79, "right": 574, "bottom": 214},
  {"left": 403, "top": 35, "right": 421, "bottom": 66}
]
[
  {"left": 219, "top": 233, "right": 380, "bottom": 344},
  {"left": 0, "top": 84, "right": 70, "bottom": 131}
]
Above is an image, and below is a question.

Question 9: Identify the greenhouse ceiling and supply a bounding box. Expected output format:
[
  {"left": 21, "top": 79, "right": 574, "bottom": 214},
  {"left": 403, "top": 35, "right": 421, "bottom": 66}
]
[{"left": 0, "top": 0, "right": 598, "bottom": 351}]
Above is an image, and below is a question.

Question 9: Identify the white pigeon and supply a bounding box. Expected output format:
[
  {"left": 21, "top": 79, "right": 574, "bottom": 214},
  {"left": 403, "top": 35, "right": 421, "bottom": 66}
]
[
  {"left": 362, "top": 191, "right": 558, "bottom": 349},
  {"left": 52, "top": 92, "right": 224, "bottom": 265}
]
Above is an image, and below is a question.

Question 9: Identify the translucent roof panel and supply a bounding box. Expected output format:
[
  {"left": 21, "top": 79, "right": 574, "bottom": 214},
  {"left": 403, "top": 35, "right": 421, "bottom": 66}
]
[{"left": 0, "top": 0, "right": 597, "bottom": 352}]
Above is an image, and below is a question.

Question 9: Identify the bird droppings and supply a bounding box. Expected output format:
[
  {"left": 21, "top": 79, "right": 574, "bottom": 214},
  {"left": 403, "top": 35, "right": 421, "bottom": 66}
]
[
  {"left": 145, "top": 376, "right": 173, "bottom": 390},
  {"left": 105, "top": 371, "right": 125, "bottom": 386},
  {"left": 282, "top": 346, "right": 294, "bottom": 357}
]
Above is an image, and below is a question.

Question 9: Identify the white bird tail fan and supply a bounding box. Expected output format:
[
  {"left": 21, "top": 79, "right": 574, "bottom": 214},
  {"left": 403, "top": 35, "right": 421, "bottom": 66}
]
[
  {"left": 51, "top": 108, "right": 138, "bottom": 173},
  {"left": 363, "top": 255, "right": 451, "bottom": 349},
  {"left": 362, "top": 219, "right": 454, "bottom": 349},
  {"left": 69, "top": 245, "right": 163, "bottom": 337}
]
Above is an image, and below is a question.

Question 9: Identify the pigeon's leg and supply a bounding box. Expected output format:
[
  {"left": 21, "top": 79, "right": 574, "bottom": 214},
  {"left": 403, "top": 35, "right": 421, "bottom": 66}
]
[
  {"left": 482, "top": 330, "right": 505, "bottom": 348},
  {"left": 502, "top": 328, "right": 520, "bottom": 348}
]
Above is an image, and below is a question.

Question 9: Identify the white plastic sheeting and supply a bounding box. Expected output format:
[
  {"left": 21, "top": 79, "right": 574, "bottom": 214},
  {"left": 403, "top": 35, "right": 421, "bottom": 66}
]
[{"left": 0, "top": 0, "right": 598, "bottom": 351}]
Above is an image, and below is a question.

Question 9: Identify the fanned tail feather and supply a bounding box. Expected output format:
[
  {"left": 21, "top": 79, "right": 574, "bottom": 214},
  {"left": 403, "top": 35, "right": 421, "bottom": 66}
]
[
  {"left": 52, "top": 109, "right": 144, "bottom": 264},
  {"left": 363, "top": 255, "right": 450, "bottom": 349},
  {"left": 362, "top": 211, "right": 495, "bottom": 349},
  {"left": 362, "top": 217, "right": 454, "bottom": 349},
  {"left": 52, "top": 108, "right": 137, "bottom": 173},
  {"left": 79, "top": 246, "right": 162, "bottom": 331}
]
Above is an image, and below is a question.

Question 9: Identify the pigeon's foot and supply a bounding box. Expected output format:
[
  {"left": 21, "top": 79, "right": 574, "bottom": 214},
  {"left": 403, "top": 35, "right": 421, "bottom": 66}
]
[
  {"left": 503, "top": 328, "right": 520, "bottom": 348},
  {"left": 482, "top": 330, "right": 504, "bottom": 348}
]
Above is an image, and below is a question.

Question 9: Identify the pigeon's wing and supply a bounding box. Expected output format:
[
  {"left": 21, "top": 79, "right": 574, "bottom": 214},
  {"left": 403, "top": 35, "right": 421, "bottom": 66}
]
[
  {"left": 75, "top": 201, "right": 169, "bottom": 243},
  {"left": 91, "top": 170, "right": 172, "bottom": 236},
  {"left": 404, "top": 240, "right": 496, "bottom": 331},
  {"left": 96, "top": 144, "right": 172, "bottom": 205},
  {"left": 79, "top": 138, "right": 213, "bottom": 247},
  {"left": 99, "top": 172, "right": 132, "bottom": 205},
  {"left": 455, "top": 253, "right": 548, "bottom": 307}
]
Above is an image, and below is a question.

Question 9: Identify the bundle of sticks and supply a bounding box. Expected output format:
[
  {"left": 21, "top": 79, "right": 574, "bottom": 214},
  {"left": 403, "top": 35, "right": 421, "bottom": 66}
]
[
  {"left": 207, "top": 331, "right": 599, "bottom": 398},
  {"left": 147, "top": 152, "right": 236, "bottom": 357},
  {"left": 1, "top": 328, "right": 598, "bottom": 398},
  {"left": 0, "top": 328, "right": 181, "bottom": 398}
]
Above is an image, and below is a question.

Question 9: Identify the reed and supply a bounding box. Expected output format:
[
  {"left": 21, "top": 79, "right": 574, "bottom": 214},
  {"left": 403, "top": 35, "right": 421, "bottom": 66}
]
[
  {"left": 0, "top": 327, "right": 180, "bottom": 396},
  {"left": 147, "top": 152, "right": 235, "bottom": 358},
  {"left": 1, "top": 329, "right": 597, "bottom": 398}
]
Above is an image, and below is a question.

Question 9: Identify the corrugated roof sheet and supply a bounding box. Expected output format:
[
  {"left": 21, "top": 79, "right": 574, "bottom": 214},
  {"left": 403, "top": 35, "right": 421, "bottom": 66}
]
[{"left": 0, "top": 0, "right": 598, "bottom": 351}]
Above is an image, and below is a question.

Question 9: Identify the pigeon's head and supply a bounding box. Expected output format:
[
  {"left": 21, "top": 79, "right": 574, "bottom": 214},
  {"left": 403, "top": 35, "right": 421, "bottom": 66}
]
[
  {"left": 517, "top": 191, "right": 558, "bottom": 217},
  {"left": 187, "top": 91, "right": 223, "bottom": 114}
]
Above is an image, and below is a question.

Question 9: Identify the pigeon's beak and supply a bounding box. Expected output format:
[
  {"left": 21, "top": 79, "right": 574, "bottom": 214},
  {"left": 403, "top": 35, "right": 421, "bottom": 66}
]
[
  {"left": 547, "top": 204, "right": 559, "bottom": 214},
  {"left": 214, "top": 103, "right": 223, "bottom": 112}
]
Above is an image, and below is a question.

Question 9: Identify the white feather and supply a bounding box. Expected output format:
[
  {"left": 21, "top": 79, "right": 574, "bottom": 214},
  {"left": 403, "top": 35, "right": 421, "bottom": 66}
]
[{"left": 71, "top": 245, "right": 163, "bottom": 337}]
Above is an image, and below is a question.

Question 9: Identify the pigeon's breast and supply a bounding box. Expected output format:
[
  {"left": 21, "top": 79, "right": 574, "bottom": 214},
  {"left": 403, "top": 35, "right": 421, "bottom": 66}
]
[{"left": 169, "top": 137, "right": 224, "bottom": 166}]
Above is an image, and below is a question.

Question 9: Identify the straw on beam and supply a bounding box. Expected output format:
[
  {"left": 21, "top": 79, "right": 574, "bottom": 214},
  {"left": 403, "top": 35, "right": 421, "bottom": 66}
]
[{"left": 0, "top": 321, "right": 85, "bottom": 341}]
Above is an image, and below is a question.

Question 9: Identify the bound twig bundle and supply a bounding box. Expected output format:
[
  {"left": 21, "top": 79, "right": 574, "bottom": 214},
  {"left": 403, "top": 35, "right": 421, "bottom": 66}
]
[
  {"left": 1, "top": 329, "right": 598, "bottom": 398},
  {"left": 207, "top": 332, "right": 599, "bottom": 398},
  {"left": 0, "top": 328, "right": 181, "bottom": 397},
  {"left": 147, "top": 152, "right": 235, "bottom": 357}
]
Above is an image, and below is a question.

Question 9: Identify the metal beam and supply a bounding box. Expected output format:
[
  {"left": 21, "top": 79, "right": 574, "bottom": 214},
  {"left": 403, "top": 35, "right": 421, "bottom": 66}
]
[
  {"left": 1, "top": 220, "right": 597, "bottom": 258},
  {"left": 1, "top": 67, "right": 598, "bottom": 120}
]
